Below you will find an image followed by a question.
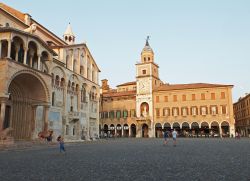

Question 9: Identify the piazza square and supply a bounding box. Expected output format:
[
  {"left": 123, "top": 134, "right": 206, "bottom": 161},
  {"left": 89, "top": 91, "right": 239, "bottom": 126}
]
[{"left": 0, "top": 1, "right": 249, "bottom": 181}]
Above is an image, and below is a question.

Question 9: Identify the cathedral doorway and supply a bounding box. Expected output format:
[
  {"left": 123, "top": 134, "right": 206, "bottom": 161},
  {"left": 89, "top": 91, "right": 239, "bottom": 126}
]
[
  {"left": 142, "top": 123, "right": 149, "bottom": 138},
  {"left": 8, "top": 72, "right": 48, "bottom": 140}
]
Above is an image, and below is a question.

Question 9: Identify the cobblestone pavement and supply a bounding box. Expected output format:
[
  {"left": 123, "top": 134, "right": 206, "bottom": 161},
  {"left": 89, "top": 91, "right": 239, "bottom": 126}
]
[{"left": 0, "top": 138, "right": 249, "bottom": 181}]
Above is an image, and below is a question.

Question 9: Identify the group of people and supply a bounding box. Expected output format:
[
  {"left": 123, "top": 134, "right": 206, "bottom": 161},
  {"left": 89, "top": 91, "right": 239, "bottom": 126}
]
[{"left": 163, "top": 129, "right": 178, "bottom": 146}]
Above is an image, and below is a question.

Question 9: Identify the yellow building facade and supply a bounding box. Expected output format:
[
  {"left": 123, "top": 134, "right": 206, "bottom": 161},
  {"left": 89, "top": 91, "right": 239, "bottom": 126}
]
[
  {"left": 100, "top": 38, "right": 235, "bottom": 138},
  {"left": 234, "top": 94, "right": 250, "bottom": 137}
]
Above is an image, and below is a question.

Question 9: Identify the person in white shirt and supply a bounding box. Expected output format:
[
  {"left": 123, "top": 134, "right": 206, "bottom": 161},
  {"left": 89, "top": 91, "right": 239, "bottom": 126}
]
[{"left": 172, "top": 129, "right": 178, "bottom": 147}]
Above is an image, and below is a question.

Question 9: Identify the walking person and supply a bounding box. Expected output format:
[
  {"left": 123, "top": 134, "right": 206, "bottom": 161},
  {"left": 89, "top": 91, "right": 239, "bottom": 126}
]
[
  {"left": 57, "top": 135, "right": 66, "bottom": 153},
  {"left": 172, "top": 129, "right": 178, "bottom": 147},
  {"left": 163, "top": 130, "right": 169, "bottom": 145}
]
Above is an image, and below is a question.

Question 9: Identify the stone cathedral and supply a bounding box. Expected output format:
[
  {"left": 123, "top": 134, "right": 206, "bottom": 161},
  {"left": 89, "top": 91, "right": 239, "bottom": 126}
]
[{"left": 0, "top": 3, "right": 100, "bottom": 141}]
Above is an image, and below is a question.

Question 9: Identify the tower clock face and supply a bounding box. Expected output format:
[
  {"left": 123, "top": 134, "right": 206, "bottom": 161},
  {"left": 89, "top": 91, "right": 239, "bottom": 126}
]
[{"left": 138, "top": 81, "right": 149, "bottom": 93}]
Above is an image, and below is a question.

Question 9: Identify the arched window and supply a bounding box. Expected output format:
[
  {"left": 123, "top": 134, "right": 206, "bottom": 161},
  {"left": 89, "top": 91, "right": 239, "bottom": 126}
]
[
  {"left": 80, "top": 66, "right": 84, "bottom": 75},
  {"left": 73, "top": 59, "right": 77, "bottom": 72},
  {"left": 73, "top": 126, "right": 75, "bottom": 136},
  {"left": 60, "top": 78, "right": 65, "bottom": 87},
  {"left": 76, "top": 84, "right": 79, "bottom": 91},
  {"left": 66, "top": 125, "right": 69, "bottom": 135},
  {"left": 71, "top": 82, "right": 75, "bottom": 91},
  {"left": 55, "top": 75, "right": 60, "bottom": 86},
  {"left": 81, "top": 86, "right": 86, "bottom": 102}
]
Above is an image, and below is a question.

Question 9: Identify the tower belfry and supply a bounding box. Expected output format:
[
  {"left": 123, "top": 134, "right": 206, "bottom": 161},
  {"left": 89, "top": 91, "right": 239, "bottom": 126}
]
[
  {"left": 141, "top": 36, "right": 154, "bottom": 63},
  {"left": 63, "top": 23, "right": 75, "bottom": 45}
]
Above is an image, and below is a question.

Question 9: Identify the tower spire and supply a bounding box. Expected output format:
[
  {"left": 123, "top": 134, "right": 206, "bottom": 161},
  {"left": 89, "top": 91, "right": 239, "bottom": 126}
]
[{"left": 63, "top": 22, "right": 75, "bottom": 45}]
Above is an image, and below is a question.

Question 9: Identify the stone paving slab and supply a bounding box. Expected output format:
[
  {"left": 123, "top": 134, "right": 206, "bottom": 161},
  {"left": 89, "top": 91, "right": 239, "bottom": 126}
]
[{"left": 0, "top": 138, "right": 249, "bottom": 181}]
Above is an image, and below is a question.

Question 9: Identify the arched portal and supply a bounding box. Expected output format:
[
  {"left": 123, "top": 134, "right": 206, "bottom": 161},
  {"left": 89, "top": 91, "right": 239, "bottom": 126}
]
[
  {"left": 103, "top": 124, "right": 108, "bottom": 134},
  {"left": 110, "top": 124, "right": 115, "bottom": 136},
  {"left": 163, "top": 122, "right": 171, "bottom": 131},
  {"left": 221, "top": 121, "right": 230, "bottom": 137},
  {"left": 191, "top": 122, "right": 199, "bottom": 137},
  {"left": 182, "top": 122, "right": 190, "bottom": 137},
  {"left": 123, "top": 124, "right": 129, "bottom": 137},
  {"left": 172, "top": 122, "right": 180, "bottom": 131},
  {"left": 40, "top": 51, "right": 49, "bottom": 73},
  {"left": 201, "top": 122, "right": 209, "bottom": 136},
  {"left": 142, "top": 123, "right": 149, "bottom": 138},
  {"left": 8, "top": 72, "right": 49, "bottom": 140},
  {"left": 11, "top": 36, "right": 24, "bottom": 63},
  {"left": 211, "top": 121, "right": 219, "bottom": 136},
  {"left": 116, "top": 124, "right": 122, "bottom": 137},
  {"left": 155, "top": 123, "right": 162, "bottom": 138},
  {"left": 27, "top": 41, "right": 38, "bottom": 69},
  {"left": 130, "top": 124, "right": 136, "bottom": 137}
]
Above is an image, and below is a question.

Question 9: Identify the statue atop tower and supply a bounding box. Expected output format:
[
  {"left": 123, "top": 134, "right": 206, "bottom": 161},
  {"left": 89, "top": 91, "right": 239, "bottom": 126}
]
[
  {"left": 141, "top": 36, "right": 154, "bottom": 63},
  {"left": 63, "top": 23, "right": 75, "bottom": 45}
]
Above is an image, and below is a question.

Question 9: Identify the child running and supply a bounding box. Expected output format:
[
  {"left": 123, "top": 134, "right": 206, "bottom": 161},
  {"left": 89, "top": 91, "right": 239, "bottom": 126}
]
[{"left": 57, "top": 135, "right": 66, "bottom": 153}]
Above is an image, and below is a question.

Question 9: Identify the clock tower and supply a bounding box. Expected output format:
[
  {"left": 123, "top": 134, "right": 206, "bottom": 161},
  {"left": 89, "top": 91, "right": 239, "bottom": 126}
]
[{"left": 136, "top": 37, "right": 161, "bottom": 137}]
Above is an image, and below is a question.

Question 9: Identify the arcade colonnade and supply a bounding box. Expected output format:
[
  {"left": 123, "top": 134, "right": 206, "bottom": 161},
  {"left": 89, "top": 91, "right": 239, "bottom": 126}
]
[
  {"left": 101, "top": 120, "right": 231, "bottom": 138},
  {"left": 0, "top": 33, "right": 51, "bottom": 73}
]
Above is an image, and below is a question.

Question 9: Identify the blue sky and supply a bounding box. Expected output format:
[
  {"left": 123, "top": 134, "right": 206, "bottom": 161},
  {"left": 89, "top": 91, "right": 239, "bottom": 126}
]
[{"left": 3, "top": 0, "right": 250, "bottom": 102}]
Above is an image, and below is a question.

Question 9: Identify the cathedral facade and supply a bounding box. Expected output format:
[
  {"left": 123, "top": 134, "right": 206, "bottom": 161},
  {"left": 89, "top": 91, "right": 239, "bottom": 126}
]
[
  {"left": 0, "top": 3, "right": 100, "bottom": 141},
  {"left": 100, "top": 38, "right": 235, "bottom": 138}
]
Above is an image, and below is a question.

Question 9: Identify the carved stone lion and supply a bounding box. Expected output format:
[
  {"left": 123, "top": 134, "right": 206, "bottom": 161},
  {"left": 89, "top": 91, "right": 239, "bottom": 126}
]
[
  {"left": 24, "top": 23, "right": 37, "bottom": 34},
  {"left": 0, "top": 127, "right": 13, "bottom": 140}
]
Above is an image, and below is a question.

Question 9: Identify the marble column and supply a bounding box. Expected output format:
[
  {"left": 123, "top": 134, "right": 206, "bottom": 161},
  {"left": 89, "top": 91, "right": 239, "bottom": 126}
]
[
  {"left": 37, "top": 53, "right": 41, "bottom": 71},
  {"left": 122, "top": 128, "right": 124, "bottom": 137},
  {"left": 7, "top": 39, "right": 11, "bottom": 58},
  {"left": 219, "top": 126, "right": 222, "bottom": 138},
  {"left": 43, "top": 106, "right": 50, "bottom": 131},
  {"left": 15, "top": 44, "right": 20, "bottom": 61},
  {"left": 0, "top": 101, "right": 6, "bottom": 131},
  {"left": 23, "top": 47, "right": 28, "bottom": 65}
]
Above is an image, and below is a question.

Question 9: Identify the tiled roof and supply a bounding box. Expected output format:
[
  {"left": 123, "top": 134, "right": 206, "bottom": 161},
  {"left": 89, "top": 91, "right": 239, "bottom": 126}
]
[
  {"left": 0, "top": 3, "right": 25, "bottom": 22},
  {"left": 102, "top": 90, "right": 136, "bottom": 98},
  {"left": 155, "top": 83, "right": 233, "bottom": 91},
  {"left": 117, "top": 81, "right": 136, "bottom": 87}
]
